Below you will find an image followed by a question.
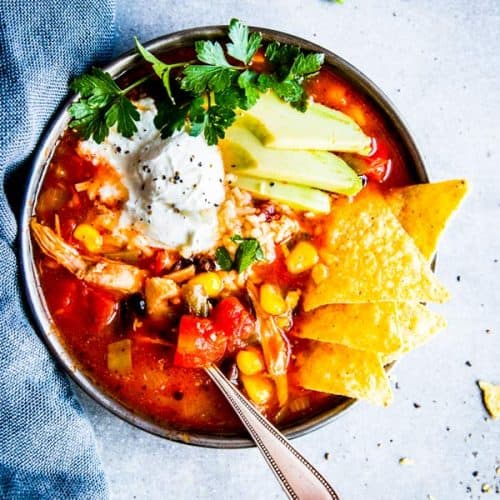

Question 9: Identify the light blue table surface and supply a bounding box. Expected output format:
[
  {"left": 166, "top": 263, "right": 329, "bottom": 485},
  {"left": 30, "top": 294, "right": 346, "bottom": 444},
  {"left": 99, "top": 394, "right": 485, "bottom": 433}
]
[{"left": 77, "top": 1, "right": 500, "bottom": 498}]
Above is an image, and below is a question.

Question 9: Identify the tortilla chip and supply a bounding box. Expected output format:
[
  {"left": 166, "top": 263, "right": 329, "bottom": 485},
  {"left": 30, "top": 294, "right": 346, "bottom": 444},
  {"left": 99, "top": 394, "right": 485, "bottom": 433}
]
[
  {"left": 382, "top": 302, "right": 447, "bottom": 364},
  {"left": 303, "top": 186, "right": 450, "bottom": 311},
  {"left": 478, "top": 381, "right": 500, "bottom": 419},
  {"left": 295, "top": 340, "right": 393, "bottom": 406},
  {"left": 385, "top": 180, "right": 468, "bottom": 260},
  {"left": 293, "top": 302, "right": 402, "bottom": 355}
]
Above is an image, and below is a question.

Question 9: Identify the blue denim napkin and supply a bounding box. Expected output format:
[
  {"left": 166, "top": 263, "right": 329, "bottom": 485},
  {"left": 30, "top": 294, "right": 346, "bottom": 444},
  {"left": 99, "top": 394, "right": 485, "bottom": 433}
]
[{"left": 0, "top": 1, "right": 117, "bottom": 498}]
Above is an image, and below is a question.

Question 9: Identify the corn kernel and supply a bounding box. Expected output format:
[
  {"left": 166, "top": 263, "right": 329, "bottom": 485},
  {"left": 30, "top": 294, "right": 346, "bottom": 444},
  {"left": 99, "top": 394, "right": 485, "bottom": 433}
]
[
  {"left": 236, "top": 347, "right": 265, "bottom": 376},
  {"left": 286, "top": 241, "right": 319, "bottom": 274},
  {"left": 241, "top": 374, "right": 275, "bottom": 405},
  {"left": 311, "top": 263, "right": 329, "bottom": 284},
  {"left": 260, "top": 283, "right": 286, "bottom": 315},
  {"left": 276, "top": 316, "right": 291, "bottom": 330},
  {"left": 73, "top": 223, "right": 103, "bottom": 252},
  {"left": 188, "top": 272, "right": 223, "bottom": 297},
  {"left": 285, "top": 290, "right": 301, "bottom": 311}
]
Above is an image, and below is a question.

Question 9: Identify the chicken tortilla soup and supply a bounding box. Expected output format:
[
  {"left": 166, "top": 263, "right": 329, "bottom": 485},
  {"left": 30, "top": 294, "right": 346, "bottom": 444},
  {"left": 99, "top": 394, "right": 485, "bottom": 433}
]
[{"left": 30, "top": 20, "right": 465, "bottom": 434}]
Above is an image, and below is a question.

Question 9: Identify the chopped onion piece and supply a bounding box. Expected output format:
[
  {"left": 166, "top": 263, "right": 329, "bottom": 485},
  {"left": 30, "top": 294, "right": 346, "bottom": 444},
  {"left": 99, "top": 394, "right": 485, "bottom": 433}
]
[{"left": 107, "top": 339, "right": 132, "bottom": 375}]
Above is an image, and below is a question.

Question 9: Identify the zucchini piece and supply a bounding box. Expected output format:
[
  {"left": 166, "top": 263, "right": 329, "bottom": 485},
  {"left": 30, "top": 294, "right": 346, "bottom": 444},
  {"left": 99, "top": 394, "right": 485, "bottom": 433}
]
[
  {"left": 234, "top": 175, "right": 331, "bottom": 214},
  {"left": 220, "top": 125, "right": 363, "bottom": 196}
]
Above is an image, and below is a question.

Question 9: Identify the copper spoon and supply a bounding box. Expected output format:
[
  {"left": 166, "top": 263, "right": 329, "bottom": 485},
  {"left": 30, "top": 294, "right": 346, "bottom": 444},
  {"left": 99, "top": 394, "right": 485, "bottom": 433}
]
[{"left": 205, "top": 365, "right": 340, "bottom": 500}]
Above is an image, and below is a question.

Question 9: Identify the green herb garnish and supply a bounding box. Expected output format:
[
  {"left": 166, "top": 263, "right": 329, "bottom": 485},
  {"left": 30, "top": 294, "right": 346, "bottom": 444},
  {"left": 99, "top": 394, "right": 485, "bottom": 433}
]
[
  {"left": 69, "top": 19, "right": 325, "bottom": 145},
  {"left": 68, "top": 68, "right": 149, "bottom": 143},
  {"left": 260, "top": 42, "right": 324, "bottom": 111},
  {"left": 134, "top": 38, "right": 193, "bottom": 104},
  {"left": 231, "top": 235, "right": 265, "bottom": 273},
  {"left": 215, "top": 237, "right": 265, "bottom": 273},
  {"left": 215, "top": 246, "right": 233, "bottom": 271},
  {"left": 226, "top": 19, "right": 262, "bottom": 65}
]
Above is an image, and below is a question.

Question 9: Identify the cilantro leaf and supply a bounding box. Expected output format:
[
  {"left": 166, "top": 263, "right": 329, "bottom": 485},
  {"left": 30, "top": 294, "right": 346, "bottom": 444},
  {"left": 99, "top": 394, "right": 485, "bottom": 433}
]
[
  {"left": 181, "top": 65, "right": 237, "bottom": 93},
  {"left": 68, "top": 67, "right": 140, "bottom": 143},
  {"left": 186, "top": 97, "right": 208, "bottom": 137},
  {"left": 231, "top": 235, "right": 265, "bottom": 272},
  {"left": 227, "top": 18, "right": 262, "bottom": 65},
  {"left": 70, "top": 68, "right": 121, "bottom": 97},
  {"left": 155, "top": 94, "right": 235, "bottom": 145},
  {"left": 215, "top": 87, "right": 247, "bottom": 110},
  {"left": 289, "top": 91, "right": 309, "bottom": 112},
  {"left": 264, "top": 42, "right": 323, "bottom": 82},
  {"left": 195, "top": 40, "right": 231, "bottom": 67},
  {"left": 135, "top": 37, "right": 190, "bottom": 103},
  {"left": 265, "top": 42, "right": 301, "bottom": 79},
  {"left": 215, "top": 247, "right": 233, "bottom": 271},
  {"left": 105, "top": 96, "right": 140, "bottom": 137},
  {"left": 155, "top": 96, "right": 211, "bottom": 139},
  {"left": 154, "top": 99, "right": 190, "bottom": 138},
  {"left": 69, "top": 20, "right": 325, "bottom": 146},
  {"left": 289, "top": 52, "right": 324, "bottom": 79},
  {"left": 257, "top": 74, "right": 303, "bottom": 101},
  {"left": 135, "top": 37, "right": 168, "bottom": 78},
  {"left": 260, "top": 42, "right": 323, "bottom": 110},
  {"left": 238, "top": 70, "right": 261, "bottom": 108},
  {"left": 204, "top": 104, "right": 237, "bottom": 145},
  {"left": 69, "top": 104, "right": 109, "bottom": 143}
]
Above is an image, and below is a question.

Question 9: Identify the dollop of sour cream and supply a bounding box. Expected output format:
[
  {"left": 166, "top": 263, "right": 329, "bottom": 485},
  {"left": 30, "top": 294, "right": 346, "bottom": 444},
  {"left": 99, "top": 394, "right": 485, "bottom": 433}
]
[{"left": 78, "top": 98, "right": 225, "bottom": 256}]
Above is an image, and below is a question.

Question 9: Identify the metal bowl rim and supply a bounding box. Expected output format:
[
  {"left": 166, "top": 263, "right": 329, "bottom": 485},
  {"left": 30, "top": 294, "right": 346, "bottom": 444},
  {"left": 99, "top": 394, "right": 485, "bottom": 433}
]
[{"left": 20, "top": 24, "right": 427, "bottom": 449}]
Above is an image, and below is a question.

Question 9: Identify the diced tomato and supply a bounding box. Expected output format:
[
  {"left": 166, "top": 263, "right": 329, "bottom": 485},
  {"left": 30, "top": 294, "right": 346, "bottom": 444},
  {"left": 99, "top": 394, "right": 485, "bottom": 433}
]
[
  {"left": 46, "top": 273, "right": 118, "bottom": 332},
  {"left": 87, "top": 288, "right": 119, "bottom": 330},
  {"left": 363, "top": 138, "right": 392, "bottom": 183},
  {"left": 150, "top": 249, "right": 172, "bottom": 275},
  {"left": 174, "top": 315, "right": 227, "bottom": 368},
  {"left": 212, "top": 297, "right": 255, "bottom": 352},
  {"left": 253, "top": 247, "right": 308, "bottom": 290},
  {"left": 46, "top": 275, "right": 79, "bottom": 316},
  {"left": 64, "top": 148, "right": 94, "bottom": 184},
  {"left": 58, "top": 217, "right": 78, "bottom": 241}
]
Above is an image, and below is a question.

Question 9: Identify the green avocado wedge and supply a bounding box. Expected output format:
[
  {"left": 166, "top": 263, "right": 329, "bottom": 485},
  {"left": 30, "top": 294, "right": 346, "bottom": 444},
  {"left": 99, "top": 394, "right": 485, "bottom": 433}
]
[
  {"left": 234, "top": 175, "right": 331, "bottom": 214},
  {"left": 235, "top": 91, "right": 372, "bottom": 154},
  {"left": 219, "top": 125, "right": 363, "bottom": 196}
]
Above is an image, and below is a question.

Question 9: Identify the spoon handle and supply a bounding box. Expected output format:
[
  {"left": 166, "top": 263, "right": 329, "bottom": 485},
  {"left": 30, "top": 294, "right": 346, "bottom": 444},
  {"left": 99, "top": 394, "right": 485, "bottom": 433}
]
[{"left": 205, "top": 365, "right": 340, "bottom": 500}]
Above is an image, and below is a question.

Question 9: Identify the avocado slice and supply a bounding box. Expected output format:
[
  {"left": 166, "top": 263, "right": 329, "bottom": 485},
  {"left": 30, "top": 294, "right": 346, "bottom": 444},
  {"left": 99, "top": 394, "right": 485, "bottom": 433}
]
[
  {"left": 235, "top": 175, "right": 331, "bottom": 214},
  {"left": 219, "top": 125, "right": 363, "bottom": 196},
  {"left": 236, "top": 91, "right": 372, "bottom": 154}
]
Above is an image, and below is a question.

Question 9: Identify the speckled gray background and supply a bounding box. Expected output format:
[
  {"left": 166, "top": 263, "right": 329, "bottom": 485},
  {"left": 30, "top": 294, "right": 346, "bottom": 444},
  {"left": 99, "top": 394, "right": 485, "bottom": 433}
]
[{"left": 77, "top": 1, "right": 500, "bottom": 498}]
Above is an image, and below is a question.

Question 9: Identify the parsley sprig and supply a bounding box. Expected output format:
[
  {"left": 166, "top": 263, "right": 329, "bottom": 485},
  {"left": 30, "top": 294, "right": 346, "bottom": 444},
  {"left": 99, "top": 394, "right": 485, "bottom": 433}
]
[
  {"left": 68, "top": 69, "right": 149, "bottom": 143},
  {"left": 69, "top": 19, "right": 325, "bottom": 145}
]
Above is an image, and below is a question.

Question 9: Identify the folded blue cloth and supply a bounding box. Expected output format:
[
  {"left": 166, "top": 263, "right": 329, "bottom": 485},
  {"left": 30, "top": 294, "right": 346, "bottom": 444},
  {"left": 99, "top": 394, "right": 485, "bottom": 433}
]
[{"left": 0, "top": 1, "right": 117, "bottom": 498}]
